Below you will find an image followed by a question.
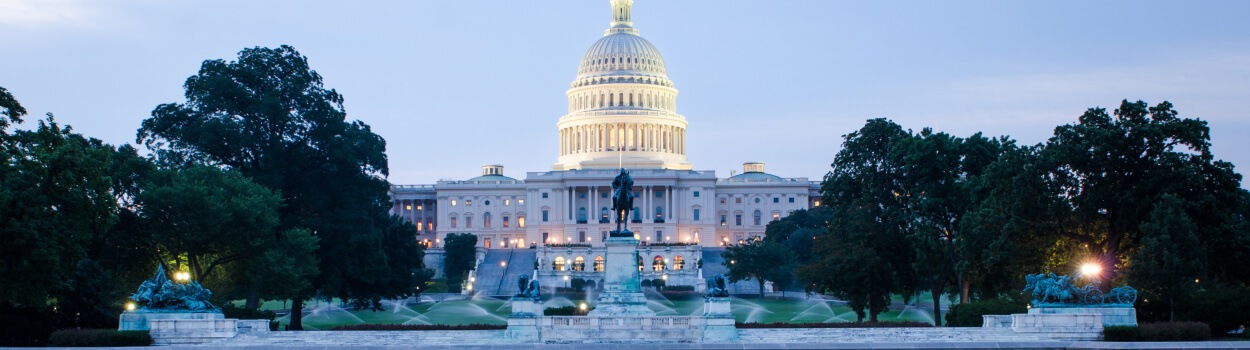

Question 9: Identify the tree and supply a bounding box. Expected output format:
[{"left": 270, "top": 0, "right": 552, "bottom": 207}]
[
  {"left": 763, "top": 207, "right": 831, "bottom": 265},
  {"left": 0, "top": 86, "right": 26, "bottom": 133},
  {"left": 0, "top": 115, "right": 116, "bottom": 307},
  {"left": 1040, "top": 100, "right": 1242, "bottom": 281},
  {"left": 138, "top": 46, "right": 424, "bottom": 329},
  {"left": 1129, "top": 194, "right": 1205, "bottom": 321},
  {"left": 138, "top": 164, "right": 282, "bottom": 285},
  {"left": 443, "top": 233, "right": 478, "bottom": 293},
  {"left": 722, "top": 240, "right": 795, "bottom": 298},
  {"left": 803, "top": 118, "right": 915, "bottom": 322}
]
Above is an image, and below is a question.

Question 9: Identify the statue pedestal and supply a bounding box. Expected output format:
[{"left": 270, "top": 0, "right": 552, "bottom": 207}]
[
  {"left": 588, "top": 234, "right": 654, "bottom": 316},
  {"left": 505, "top": 297, "right": 541, "bottom": 341},
  {"left": 702, "top": 297, "right": 738, "bottom": 342},
  {"left": 119, "top": 311, "right": 224, "bottom": 331}
]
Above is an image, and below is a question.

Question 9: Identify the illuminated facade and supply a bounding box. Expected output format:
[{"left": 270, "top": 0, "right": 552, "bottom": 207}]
[{"left": 389, "top": 0, "right": 819, "bottom": 250}]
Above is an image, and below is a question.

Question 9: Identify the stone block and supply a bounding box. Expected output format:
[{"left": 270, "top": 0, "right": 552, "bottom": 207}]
[
  {"left": 983, "top": 314, "right": 1013, "bottom": 328},
  {"left": 118, "top": 311, "right": 224, "bottom": 331},
  {"left": 1028, "top": 306, "right": 1137, "bottom": 326},
  {"left": 148, "top": 318, "right": 237, "bottom": 345},
  {"left": 235, "top": 319, "right": 271, "bottom": 334}
]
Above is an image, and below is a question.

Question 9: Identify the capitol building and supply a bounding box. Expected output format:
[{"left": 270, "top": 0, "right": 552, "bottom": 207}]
[{"left": 389, "top": 0, "right": 819, "bottom": 258}]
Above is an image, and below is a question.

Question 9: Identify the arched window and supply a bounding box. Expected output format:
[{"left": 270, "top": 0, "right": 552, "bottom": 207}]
[
  {"left": 673, "top": 255, "right": 684, "bottom": 270},
  {"left": 574, "top": 256, "right": 585, "bottom": 272},
  {"left": 753, "top": 210, "right": 761, "bottom": 226},
  {"left": 450, "top": 215, "right": 458, "bottom": 228},
  {"left": 652, "top": 255, "right": 665, "bottom": 272},
  {"left": 578, "top": 207, "right": 587, "bottom": 223},
  {"left": 554, "top": 256, "right": 566, "bottom": 271},
  {"left": 594, "top": 256, "right": 605, "bottom": 272},
  {"left": 484, "top": 212, "right": 492, "bottom": 228},
  {"left": 465, "top": 215, "right": 473, "bottom": 228}
]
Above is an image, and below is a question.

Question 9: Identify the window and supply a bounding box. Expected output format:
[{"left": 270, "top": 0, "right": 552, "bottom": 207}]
[
  {"left": 789, "top": 197, "right": 795, "bottom": 203},
  {"left": 542, "top": 210, "right": 549, "bottom": 222},
  {"left": 594, "top": 256, "right": 605, "bottom": 272},
  {"left": 578, "top": 207, "right": 587, "bottom": 223},
  {"left": 405, "top": 204, "right": 412, "bottom": 211},
  {"left": 674, "top": 255, "right": 684, "bottom": 270},
  {"left": 652, "top": 255, "right": 665, "bottom": 271},
  {"left": 655, "top": 206, "right": 663, "bottom": 221},
  {"left": 450, "top": 216, "right": 458, "bottom": 228},
  {"left": 736, "top": 198, "right": 742, "bottom": 204},
  {"left": 720, "top": 215, "right": 727, "bottom": 226},
  {"left": 574, "top": 256, "right": 585, "bottom": 271},
  {"left": 519, "top": 199, "right": 525, "bottom": 205},
  {"left": 466, "top": 216, "right": 473, "bottom": 228},
  {"left": 773, "top": 197, "right": 779, "bottom": 203},
  {"left": 542, "top": 192, "right": 549, "bottom": 199},
  {"left": 451, "top": 200, "right": 458, "bottom": 206},
  {"left": 655, "top": 230, "right": 663, "bottom": 242},
  {"left": 753, "top": 210, "right": 761, "bottom": 226},
  {"left": 485, "top": 200, "right": 491, "bottom": 206},
  {"left": 579, "top": 193, "right": 586, "bottom": 199},
  {"left": 601, "top": 191, "right": 608, "bottom": 198},
  {"left": 735, "top": 214, "right": 742, "bottom": 226},
  {"left": 693, "top": 191, "right": 700, "bottom": 198},
  {"left": 542, "top": 231, "right": 549, "bottom": 243},
  {"left": 655, "top": 191, "right": 664, "bottom": 198},
  {"left": 814, "top": 200, "right": 822, "bottom": 207},
  {"left": 632, "top": 207, "right": 640, "bottom": 222},
  {"left": 503, "top": 216, "right": 510, "bottom": 228},
  {"left": 505, "top": 199, "right": 510, "bottom": 205},
  {"left": 484, "top": 238, "right": 490, "bottom": 249},
  {"left": 484, "top": 212, "right": 492, "bottom": 228},
  {"left": 466, "top": 200, "right": 472, "bottom": 206},
  {"left": 693, "top": 208, "right": 701, "bottom": 221},
  {"left": 554, "top": 256, "right": 566, "bottom": 271},
  {"left": 518, "top": 215, "right": 526, "bottom": 228},
  {"left": 754, "top": 198, "right": 761, "bottom": 203},
  {"left": 773, "top": 212, "right": 780, "bottom": 221},
  {"left": 579, "top": 231, "right": 587, "bottom": 243},
  {"left": 720, "top": 198, "right": 726, "bottom": 204}
]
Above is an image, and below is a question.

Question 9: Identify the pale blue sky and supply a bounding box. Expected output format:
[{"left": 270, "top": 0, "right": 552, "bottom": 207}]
[{"left": 2, "top": 0, "right": 1248, "bottom": 187}]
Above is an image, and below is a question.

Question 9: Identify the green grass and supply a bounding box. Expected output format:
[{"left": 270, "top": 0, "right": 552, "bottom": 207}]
[{"left": 262, "top": 293, "right": 942, "bottom": 330}]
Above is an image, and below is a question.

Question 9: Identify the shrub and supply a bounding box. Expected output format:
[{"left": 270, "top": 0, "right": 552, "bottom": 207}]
[
  {"left": 1183, "top": 284, "right": 1250, "bottom": 335},
  {"left": 422, "top": 279, "right": 450, "bottom": 293},
  {"left": 736, "top": 321, "right": 932, "bottom": 328},
  {"left": 1103, "top": 326, "right": 1139, "bottom": 341},
  {"left": 1139, "top": 322, "right": 1210, "bottom": 341},
  {"left": 944, "top": 298, "right": 1027, "bottom": 327},
  {"left": 330, "top": 324, "right": 505, "bottom": 331},
  {"left": 544, "top": 305, "right": 591, "bottom": 316},
  {"left": 47, "top": 329, "right": 151, "bottom": 347},
  {"left": 1104, "top": 322, "right": 1211, "bottom": 341},
  {"left": 220, "top": 304, "right": 276, "bottom": 321}
]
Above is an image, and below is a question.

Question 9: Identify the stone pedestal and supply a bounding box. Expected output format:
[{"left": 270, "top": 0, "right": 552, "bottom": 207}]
[
  {"left": 702, "top": 297, "right": 738, "bottom": 342},
  {"left": 148, "top": 318, "right": 238, "bottom": 345},
  {"left": 505, "top": 297, "right": 542, "bottom": 341},
  {"left": 118, "top": 311, "right": 224, "bottom": 331},
  {"left": 588, "top": 234, "right": 654, "bottom": 316},
  {"left": 1029, "top": 307, "right": 1137, "bottom": 326}
]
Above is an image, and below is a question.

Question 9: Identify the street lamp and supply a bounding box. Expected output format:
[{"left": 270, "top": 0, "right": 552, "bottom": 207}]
[
  {"left": 125, "top": 302, "right": 136, "bottom": 312},
  {"left": 1079, "top": 263, "right": 1102, "bottom": 279},
  {"left": 174, "top": 271, "right": 191, "bottom": 282}
]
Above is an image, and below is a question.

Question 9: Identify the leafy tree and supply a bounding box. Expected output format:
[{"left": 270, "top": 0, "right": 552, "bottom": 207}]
[
  {"left": 138, "top": 46, "right": 423, "bottom": 329},
  {"left": 803, "top": 118, "right": 915, "bottom": 322},
  {"left": 138, "top": 164, "right": 282, "bottom": 284},
  {"left": 722, "top": 240, "right": 795, "bottom": 298},
  {"left": 763, "top": 207, "right": 831, "bottom": 265},
  {"left": 0, "top": 115, "right": 116, "bottom": 307},
  {"left": 0, "top": 86, "right": 26, "bottom": 132},
  {"left": 443, "top": 233, "right": 478, "bottom": 293},
  {"left": 1039, "top": 100, "right": 1242, "bottom": 281},
  {"left": 1129, "top": 194, "right": 1205, "bottom": 321}
]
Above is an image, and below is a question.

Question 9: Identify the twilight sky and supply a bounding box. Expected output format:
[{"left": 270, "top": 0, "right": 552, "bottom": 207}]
[{"left": 2, "top": 0, "right": 1248, "bottom": 187}]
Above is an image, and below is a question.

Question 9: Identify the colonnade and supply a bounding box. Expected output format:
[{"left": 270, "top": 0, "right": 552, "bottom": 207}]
[
  {"left": 568, "top": 90, "right": 675, "bottom": 113},
  {"left": 393, "top": 199, "right": 436, "bottom": 232},
  {"left": 559, "top": 123, "right": 685, "bottom": 156}
]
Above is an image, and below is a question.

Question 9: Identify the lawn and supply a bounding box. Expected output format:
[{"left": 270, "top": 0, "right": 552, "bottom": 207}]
[{"left": 264, "top": 291, "right": 945, "bottom": 330}]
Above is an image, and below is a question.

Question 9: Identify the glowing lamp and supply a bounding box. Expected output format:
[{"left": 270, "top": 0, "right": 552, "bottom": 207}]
[{"left": 1079, "top": 263, "right": 1102, "bottom": 277}]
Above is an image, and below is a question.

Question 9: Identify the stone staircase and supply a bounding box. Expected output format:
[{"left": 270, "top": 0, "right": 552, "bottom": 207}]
[
  {"left": 700, "top": 247, "right": 764, "bottom": 295},
  {"left": 472, "top": 249, "right": 538, "bottom": 296}
]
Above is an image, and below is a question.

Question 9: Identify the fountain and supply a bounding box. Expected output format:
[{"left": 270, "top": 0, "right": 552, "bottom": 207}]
[{"left": 505, "top": 169, "right": 738, "bottom": 342}]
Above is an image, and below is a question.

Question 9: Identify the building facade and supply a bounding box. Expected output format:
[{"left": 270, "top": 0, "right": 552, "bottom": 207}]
[{"left": 389, "top": 0, "right": 820, "bottom": 252}]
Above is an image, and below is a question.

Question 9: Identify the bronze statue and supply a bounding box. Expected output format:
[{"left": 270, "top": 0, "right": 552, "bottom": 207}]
[{"left": 610, "top": 168, "right": 634, "bottom": 236}]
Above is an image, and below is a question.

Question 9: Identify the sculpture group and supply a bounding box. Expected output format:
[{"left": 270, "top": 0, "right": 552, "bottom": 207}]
[
  {"left": 131, "top": 265, "right": 218, "bottom": 312},
  {"left": 1023, "top": 273, "right": 1137, "bottom": 307}
]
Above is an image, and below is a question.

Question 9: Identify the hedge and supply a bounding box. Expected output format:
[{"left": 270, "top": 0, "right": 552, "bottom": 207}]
[
  {"left": 47, "top": 329, "right": 151, "bottom": 347},
  {"left": 329, "top": 324, "right": 505, "bottom": 331},
  {"left": 944, "top": 298, "right": 1027, "bottom": 327},
  {"left": 1103, "top": 322, "right": 1211, "bottom": 341},
  {"left": 544, "top": 305, "right": 592, "bottom": 316},
  {"left": 736, "top": 321, "right": 932, "bottom": 328}
]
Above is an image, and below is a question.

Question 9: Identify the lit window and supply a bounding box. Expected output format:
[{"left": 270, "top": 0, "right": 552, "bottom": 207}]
[
  {"left": 503, "top": 216, "right": 510, "bottom": 228},
  {"left": 405, "top": 204, "right": 412, "bottom": 211},
  {"left": 518, "top": 199, "right": 525, "bottom": 205},
  {"left": 594, "top": 256, "right": 605, "bottom": 272},
  {"left": 484, "top": 213, "right": 492, "bottom": 228},
  {"left": 554, "top": 256, "right": 566, "bottom": 271},
  {"left": 518, "top": 216, "right": 525, "bottom": 227},
  {"left": 773, "top": 213, "right": 780, "bottom": 220},
  {"left": 416, "top": 205, "right": 423, "bottom": 210},
  {"left": 451, "top": 200, "right": 457, "bottom": 206},
  {"left": 466, "top": 216, "right": 473, "bottom": 228},
  {"left": 814, "top": 200, "right": 821, "bottom": 207},
  {"left": 720, "top": 215, "right": 727, "bottom": 226},
  {"left": 450, "top": 217, "right": 458, "bottom": 228},
  {"left": 504, "top": 199, "right": 510, "bottom": 205},
  {"left": 466, "top": 200, "right": 472, "bottom": 206},
  {"left": 753, "top": 210, "right": 761, "bottom": 226},
  {"left": 720, "top": 198, "right": 726, "bottom": 204}
]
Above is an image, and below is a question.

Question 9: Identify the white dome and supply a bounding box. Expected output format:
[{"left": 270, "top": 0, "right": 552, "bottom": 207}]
[{"left": 575, "top": 33, "right": 670, "bottom": 86}]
